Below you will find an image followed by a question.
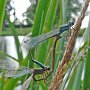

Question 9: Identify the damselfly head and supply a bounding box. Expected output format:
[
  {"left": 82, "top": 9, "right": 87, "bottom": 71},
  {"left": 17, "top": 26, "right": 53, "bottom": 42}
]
[
  {"left": 44, "top": 66, "right": 50, "bottom": 71},
  {"left": 19, "top": 32, "right": 32, "bottom": 52},
  {"left": 19, "top": 37, "right": 31, "bottom": 52}
]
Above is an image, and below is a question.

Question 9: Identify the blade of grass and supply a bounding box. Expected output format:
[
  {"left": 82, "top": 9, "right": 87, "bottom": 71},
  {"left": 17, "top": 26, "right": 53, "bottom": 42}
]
[
  {"left": 6, "top": 15, "right": 23, "bottom": 61},
  {"left": 0, "top": 51, "right": 18, "bottom": 61},
  {"left": 32, "top": 0, "right": 51, "bottom": 68},
  {"left": 26, "top": 1, "right": 51, "bottom": 89},
  {"left": 67, "top": 61, "right": 84, "bottom": 90},
  {"left": 0, "top": 73, "right": 4, "bottom": 90},
  {"left": 83, "top": 16, "right": 90, "bottom": 89},
  {"left": 0, "top": 0, "right": 7, "bottom": 32},
  {"left": 4, "top": 79, "right": 18, "bottom": 90},
  {"left": 32, "top": 0, "right": 50, "bottom": 36},
  {"left": 37, "top": 0, "right": 59, "bottom": 66},
  {"left": 26, "top": 0, "right": 51, "bottom": 68},
  {"left": 37, "top": 0, "right": 59, "bottom": 89},
  {"left": 54, "top": 0, "right": 63, "bottom": 70}
]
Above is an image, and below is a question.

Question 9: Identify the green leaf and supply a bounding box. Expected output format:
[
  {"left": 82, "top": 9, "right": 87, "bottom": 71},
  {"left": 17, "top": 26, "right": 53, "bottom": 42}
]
[
  {"left": 67, "top": 61, "right": 84, "bottom": 90},
  {"left": 0, "top": 51, "right": 18, "bottom": 61},
  {"left": 83, "top": 17, "right": 90, "bottom": 90},
  {"left": 0, "top": 0, "right": 7, "bottom": 31},
  {"left": 6, "top": 15, "right": 23, "bottom": 61},
  {"left": 4, "top": 79, "right": 18, "bottom": 90},
  {"left": 37, "top": 0, "right": 59, "bottom": 65},
  {"left": 32, "top": 0, "right": 51, "bottom": 36}
]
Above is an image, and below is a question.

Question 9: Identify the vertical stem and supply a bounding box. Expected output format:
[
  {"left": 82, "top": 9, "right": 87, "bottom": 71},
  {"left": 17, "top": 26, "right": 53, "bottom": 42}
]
[{"left": 49, "top": 0, "right": 90, "bottom": 90}]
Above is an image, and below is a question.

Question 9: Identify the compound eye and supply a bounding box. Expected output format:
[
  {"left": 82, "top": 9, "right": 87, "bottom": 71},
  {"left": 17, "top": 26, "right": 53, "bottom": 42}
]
[
  {"left": 68, "top": 21, "right": 74, "bottom": 26},
  {"left": 68, "top": 21, "right": 72, "bottom": 24},
  {"left": 24, "top": 39, "right": 29, "bottom": 43}
]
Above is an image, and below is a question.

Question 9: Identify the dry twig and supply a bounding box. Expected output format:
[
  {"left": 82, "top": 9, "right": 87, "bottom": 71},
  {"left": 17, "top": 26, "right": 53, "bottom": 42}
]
[{"left": 49, "top": 0, "right": 90, "bottom": 90}]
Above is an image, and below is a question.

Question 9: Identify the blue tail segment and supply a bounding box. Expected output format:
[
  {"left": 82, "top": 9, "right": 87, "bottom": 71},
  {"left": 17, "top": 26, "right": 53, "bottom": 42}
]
[
  {"left": 32, "top": 59, "right": 45, "bottom": 68},
  {"left": 60, "top": 21, "right": 74, "bottom": 34}
]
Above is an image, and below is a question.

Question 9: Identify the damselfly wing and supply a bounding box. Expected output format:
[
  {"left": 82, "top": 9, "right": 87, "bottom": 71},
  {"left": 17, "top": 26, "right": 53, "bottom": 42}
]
[
  {"left": 0, "top": 59, "right": 33, "bottom": 78},
  {"left": 0, "top": 59, "right": 50, "bottom": 81}
]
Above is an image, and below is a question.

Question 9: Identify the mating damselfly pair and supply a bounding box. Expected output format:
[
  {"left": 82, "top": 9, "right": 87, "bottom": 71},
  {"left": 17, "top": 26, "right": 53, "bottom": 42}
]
[{"left": 0, "top": 21, "right": 74, "bottom": 82}]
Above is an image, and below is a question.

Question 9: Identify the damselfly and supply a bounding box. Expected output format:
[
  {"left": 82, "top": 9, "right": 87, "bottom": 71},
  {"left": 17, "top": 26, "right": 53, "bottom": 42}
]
[
  {"left": 21, "top": 21, "right": 74, "bottom": 50},
  {"left": 20, "top": 21, "right": 74, "bottom": 81},
  {"left": 0, "top": 59, "right": 50, "bottom": 81}
]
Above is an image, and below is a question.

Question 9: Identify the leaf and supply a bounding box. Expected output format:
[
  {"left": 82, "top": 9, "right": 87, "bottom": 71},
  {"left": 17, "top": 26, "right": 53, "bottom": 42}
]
[
  {"left": 83, "top": 17, "right": 90, "bottom": 89},
  {"left": 0, "top": 51, "right": 18, "bottom": 61},
  {"left": 37, "top": 0, "right": 59, "bottom": 66},
  {"left": 0, "top": 0, "right": 7, "bottom": 31},
  {"left": 67, "top": 61, "right": 84, "bottom": 90},
  {"left": 6, "top": 15, "right": 23, "bottom": 61},
  {"left": 21, "top": 75, "right": 33, "bottom": 90}
]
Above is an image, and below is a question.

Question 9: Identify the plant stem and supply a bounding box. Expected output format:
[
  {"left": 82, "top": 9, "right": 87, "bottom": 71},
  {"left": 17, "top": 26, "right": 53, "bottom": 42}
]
[{"left": 49, "top": 0, "right": 90, "bottom": 90}]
